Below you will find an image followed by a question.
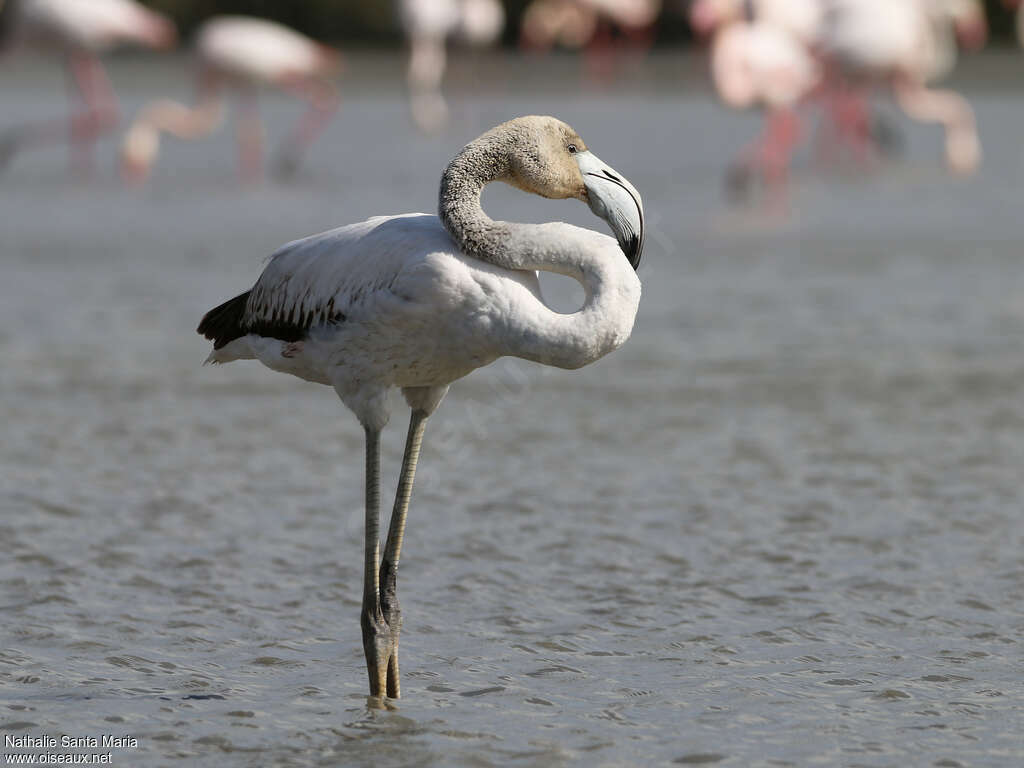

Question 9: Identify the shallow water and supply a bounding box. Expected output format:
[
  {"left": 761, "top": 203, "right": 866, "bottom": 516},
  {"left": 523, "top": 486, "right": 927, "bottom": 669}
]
[{"left": 2, "top": 51, "right": 1024, "bottom": 767}]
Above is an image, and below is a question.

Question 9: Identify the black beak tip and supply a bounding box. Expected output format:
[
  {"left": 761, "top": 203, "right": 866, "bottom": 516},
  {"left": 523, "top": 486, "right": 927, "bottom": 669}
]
[{"left": 620, "top": 233, "right": 643, "bottom": 271}]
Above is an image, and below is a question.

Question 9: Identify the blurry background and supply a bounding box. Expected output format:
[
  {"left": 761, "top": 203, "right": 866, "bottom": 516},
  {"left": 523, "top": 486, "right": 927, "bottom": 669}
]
[
  {"left": 140, "top": 0, "right": 1018, "bottom": 43},
  {"left": 3, "top": 1, "right": 1024, "bottom": 766}
]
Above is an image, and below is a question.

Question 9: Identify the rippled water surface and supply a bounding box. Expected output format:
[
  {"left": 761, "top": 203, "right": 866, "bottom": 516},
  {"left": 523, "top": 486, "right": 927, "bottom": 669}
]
[{"left": 2, "top": 52, "right": 1024, "bottom": 767}]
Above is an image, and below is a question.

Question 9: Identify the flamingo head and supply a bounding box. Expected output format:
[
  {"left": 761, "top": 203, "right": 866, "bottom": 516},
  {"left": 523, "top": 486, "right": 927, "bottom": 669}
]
[
  {"left": 505, "top": 116, "right": 645, "bottom": 268},
  {"left": 947, "top": 127, "right": 982, "bottom": 176}
]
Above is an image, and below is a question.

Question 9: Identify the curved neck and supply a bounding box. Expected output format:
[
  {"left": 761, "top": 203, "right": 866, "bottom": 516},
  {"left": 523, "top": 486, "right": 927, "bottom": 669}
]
[
  {"left": 439, "top": 135, "right": 641, "bottom": 370},
  {"left": 138, "top": 93, "right": 226, "bottom": 141},
  {"left": 440, "top": 134, "right": 583, "bottom": 276},
  {"left": 439, "top": 135, "right": 516, "bottom": 268},
  {"left": 504, "top": 241, "right": 640, "bottom": 370}
]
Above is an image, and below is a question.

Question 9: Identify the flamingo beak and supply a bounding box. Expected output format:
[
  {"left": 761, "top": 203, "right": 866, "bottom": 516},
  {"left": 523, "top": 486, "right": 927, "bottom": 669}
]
[{"left": 576, "top": 151, "right": 645, "bottom": 270}]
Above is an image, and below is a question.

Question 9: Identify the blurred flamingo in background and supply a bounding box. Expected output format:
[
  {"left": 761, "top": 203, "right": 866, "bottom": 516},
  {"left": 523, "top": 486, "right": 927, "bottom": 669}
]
[
  {"left": 120, "top": 16, "right": 341, "bottom": 184},
  {"left": 520, "top": 0, "right": 662, "bottom": 80},
  {"left": 398, "top": 0, "right": 505, "bottom": 133},
  {"left": 688, "top": 0, "right": 822, "bottom": 45},
  {"left": 690, "top": 0, "right": 821, "bottom": 202},
  {"left": 819, "top": 0, "right": 986, "bottom": 174},
  {"left": 0, "top": 0, "right": 176, "bottom": 176}
]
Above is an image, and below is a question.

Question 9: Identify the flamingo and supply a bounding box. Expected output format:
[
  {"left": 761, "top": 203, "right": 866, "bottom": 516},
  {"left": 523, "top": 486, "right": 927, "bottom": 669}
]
[
  {"left": 690, "top": 1, "right": 821, "bottom": 200},
  {"left": 688, "top": 0, "right": 908, "bottom": 170},
  {"left": 196, "top": 116, "right": 644, "bottom": 701},
  {"left": 398, "top": 0, "right": 505, "bottom": 133},
  {"left": 0, "top": 0, "right": 176, "bottom": 176},
  {"left": 819, "top": 0, "right": 985, "bottom": 174},
  {"left": 520, "top": 0, "right": 662, "bottom": 80},
  {"left": 716, "top": 21, "right": 821, "bottom": 200},
  {"left": 689, "top": 0, "right": 822, "bottom": 45},
  {"left": 120, "top": 16, "right": 342, "bottom": 184}
]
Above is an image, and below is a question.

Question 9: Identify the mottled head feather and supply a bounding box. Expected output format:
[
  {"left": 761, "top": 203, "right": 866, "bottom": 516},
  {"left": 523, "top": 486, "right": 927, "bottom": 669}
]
[{"left": 438, "top": 116, "right": 591, "bottom": 260}]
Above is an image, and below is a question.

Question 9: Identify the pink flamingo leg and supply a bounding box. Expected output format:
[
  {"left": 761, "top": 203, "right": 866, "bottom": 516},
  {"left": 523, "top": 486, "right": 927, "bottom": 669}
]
[
  {"left": 763, "top": 110, "right": 801, "bottom": 176},
  {"left": 67, "top": 53, "right": 120, "bottom": 177},
  {"left": 0, "top": 52, "right": 119, "bottom": 176},
  {"left": 815, "top": 73, "right": 880, "bottom": 171},
  {"left": 728, "top": 108, "right": 802, "bottom": 207},
  {"left": 833, "top": 85, "right": 875, "bottom": 167},
  {"left": 273, "top": 76, "right": 340, "bottom": 179},
  {"left": 235, "top": 85, "right": 263, "bottom": 184}
]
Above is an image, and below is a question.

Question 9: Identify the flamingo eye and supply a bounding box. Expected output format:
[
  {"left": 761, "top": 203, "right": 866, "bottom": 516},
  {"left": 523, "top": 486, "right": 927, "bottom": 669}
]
[{"left": 567, "top": 144, "right": 578, "bottom": 155}]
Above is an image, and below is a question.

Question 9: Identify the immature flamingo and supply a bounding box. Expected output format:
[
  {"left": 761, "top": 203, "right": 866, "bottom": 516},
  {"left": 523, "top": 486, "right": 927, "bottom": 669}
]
[
  {"left": 0, "top": 0, "right": 175, "bottom": 175},
  {"left": 120, "top": 16, "right": 341, "bottom": 183},
  {"left": 197, "top": 116, "right": 643, "bottom": 701},
  {"left": 820, "top": 0, "right": 985, "bottom": 174},
  {"left": 398, "top": 0, "right": 505, "bottom": 133}
]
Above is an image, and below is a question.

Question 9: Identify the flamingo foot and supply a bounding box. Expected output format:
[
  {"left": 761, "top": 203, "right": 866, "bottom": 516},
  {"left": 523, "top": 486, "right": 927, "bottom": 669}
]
[{"left": 361, "top": 607, "right": 400, "bottom": 702}]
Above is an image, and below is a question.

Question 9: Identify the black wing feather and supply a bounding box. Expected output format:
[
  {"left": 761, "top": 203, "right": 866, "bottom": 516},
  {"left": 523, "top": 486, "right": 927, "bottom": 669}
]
[
  {"left": 197, "top": 291, "right": 251, "bottom": 350},
  {"left": 197, "top": 290, "right": 338, "bottom": 350}
]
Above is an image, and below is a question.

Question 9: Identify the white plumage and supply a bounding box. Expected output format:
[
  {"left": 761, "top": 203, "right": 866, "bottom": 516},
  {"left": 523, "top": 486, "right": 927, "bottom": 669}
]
[
  {"left": 195, "top": 16, "right": 334, "bottom": 84},
  {"left": 13, "top": 0, "right": 174, "bottom": 52},
  {"left": 710, "top": 20, "right": 820, "bottom": 110},
  {"left": 207, "top": 212, "right": 637, "bottom": 430},
  {"left": 198, "top": 116, "right": 645, "bottom": 701}
]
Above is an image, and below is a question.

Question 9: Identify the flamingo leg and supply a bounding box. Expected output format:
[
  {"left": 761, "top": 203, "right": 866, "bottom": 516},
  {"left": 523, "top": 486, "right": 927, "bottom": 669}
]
[
  {"left": 273, "top": 76, "right": 340, "bottom": 180},
  {"left": 378, "top": 409, "right": 429, "bottom": 700},
  {"left": 235, "top": 85, "right": 263, "bottom": 183},
  {"left": 727, "top": 108, "right": 801, "bottom": 205},
  {"left": 68, "top": 53, "right": 119, "bottom": 176},
  {"left": 835, "top": 86, "right": 875, "bottom": 167},
  {"left": 0, "top": 52, "right": 119, "bottom": 175},
  {"left": 761, "top": 109, "right": 801, "bottom": 183},
  {"left": 360, "top": 426, "right": 390, "bottom": 700}
]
